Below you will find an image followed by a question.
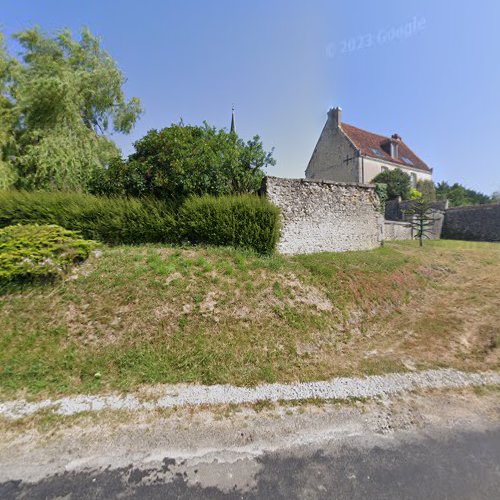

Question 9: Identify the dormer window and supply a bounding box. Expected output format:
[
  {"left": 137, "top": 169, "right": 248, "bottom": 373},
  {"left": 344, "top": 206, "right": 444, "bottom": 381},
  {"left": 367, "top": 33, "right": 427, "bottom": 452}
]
[{"left": 390, "top": 142, "right": 398, "bottom": 159}]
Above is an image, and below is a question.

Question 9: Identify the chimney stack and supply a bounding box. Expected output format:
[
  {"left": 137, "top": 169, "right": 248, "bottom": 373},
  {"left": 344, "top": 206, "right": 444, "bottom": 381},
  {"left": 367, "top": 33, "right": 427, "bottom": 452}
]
[
  {"left": 328, "top": 107, "right": 342, "bottom": 128},
  {"left": 390, "top": 133, "right": 401, "bottom": 158}
]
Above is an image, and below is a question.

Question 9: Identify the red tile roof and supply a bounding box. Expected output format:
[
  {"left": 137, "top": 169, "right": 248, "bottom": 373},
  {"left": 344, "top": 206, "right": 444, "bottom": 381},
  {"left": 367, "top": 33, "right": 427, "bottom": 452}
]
[{"left": 341, "top": 123, "right": 432, "bottom": 173}]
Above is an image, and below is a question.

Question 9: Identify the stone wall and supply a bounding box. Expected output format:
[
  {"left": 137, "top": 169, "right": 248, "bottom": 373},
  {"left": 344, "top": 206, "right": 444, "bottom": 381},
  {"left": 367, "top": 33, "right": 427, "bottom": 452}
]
[
  {"left": 383, "top": 221, "right": 413, "bottom": 241},
  {"left": 384, "top": 199, "right": 446, "bottom": 240},
  {"left": 262, "top": 176, "right": 382, "bottom": 255},
  {"left": 442, "top": 204, "right": 500, "bottom": 242}
]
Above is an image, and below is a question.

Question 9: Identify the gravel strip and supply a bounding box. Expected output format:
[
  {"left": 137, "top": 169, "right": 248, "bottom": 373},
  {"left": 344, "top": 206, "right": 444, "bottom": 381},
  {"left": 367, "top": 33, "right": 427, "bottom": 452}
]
[{"left": 1, "top": 369, "right": 499, "bottom": 420}]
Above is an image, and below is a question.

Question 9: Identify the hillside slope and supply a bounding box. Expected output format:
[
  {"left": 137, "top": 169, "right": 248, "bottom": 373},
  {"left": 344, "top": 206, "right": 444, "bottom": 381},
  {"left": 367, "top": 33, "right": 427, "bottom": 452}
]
[{"left": 0, "top": 241, "right": 498, "bottom": 397}]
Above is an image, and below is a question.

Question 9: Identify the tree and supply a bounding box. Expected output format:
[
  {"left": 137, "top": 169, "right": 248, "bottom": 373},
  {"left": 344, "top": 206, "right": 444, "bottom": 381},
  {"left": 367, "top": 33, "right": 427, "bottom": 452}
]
[
  {"left": 372, "top": 168, "right": 411, "bottom": 200},
  {"left": 0, "top": 27, "right": 142, "bottom": 191},
  {"left": 91, "top": 122, "right": 276, "bottom": 199},
  {"left": 404, "top": 198, "right": 435, "bottom": 247},
  {"left": 435, "top": 181, "right": 491, "bottom": 207},
  {"left": 0, "top": 33, "right": 17, "bottom": 189},
  {"left": 416, "top": 179, "right": 436, "bottom": 201}
]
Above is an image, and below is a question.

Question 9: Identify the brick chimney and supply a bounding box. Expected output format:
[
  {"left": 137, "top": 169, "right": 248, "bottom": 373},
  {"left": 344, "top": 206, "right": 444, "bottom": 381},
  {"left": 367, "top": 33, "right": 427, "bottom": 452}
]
[{"left": 327, "top": 107, "right": 342, "bottom": 128}]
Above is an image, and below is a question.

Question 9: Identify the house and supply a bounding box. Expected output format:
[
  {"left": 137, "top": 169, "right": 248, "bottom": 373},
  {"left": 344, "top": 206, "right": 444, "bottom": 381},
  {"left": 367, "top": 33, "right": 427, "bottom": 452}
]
[{"left": 305, "top": 107, "right": 433, "bottom": 187}]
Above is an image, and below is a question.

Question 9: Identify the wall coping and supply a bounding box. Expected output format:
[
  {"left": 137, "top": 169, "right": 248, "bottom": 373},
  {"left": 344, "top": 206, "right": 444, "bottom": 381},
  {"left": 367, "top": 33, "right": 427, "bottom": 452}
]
[
  {"left": 384, "top": 220, "right": 412, "bottom": 226},
  {"left": 264, "top": 176, "right": 376, "bottom": 190},
  {"left": 445, "top": 203, "right": 500, "bottom": 212}
]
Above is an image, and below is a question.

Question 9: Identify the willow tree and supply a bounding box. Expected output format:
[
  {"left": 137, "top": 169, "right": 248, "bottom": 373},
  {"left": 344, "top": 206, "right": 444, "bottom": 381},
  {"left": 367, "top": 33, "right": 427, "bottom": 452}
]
[{"left": 0, "top": 27, "right": 142, "bottom": 191}]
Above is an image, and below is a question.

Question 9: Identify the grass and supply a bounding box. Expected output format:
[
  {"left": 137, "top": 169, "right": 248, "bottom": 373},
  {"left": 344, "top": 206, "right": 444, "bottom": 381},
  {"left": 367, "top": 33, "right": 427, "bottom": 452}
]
[{"left": 0, "top": 240, "right": 499, "bottom": 399}]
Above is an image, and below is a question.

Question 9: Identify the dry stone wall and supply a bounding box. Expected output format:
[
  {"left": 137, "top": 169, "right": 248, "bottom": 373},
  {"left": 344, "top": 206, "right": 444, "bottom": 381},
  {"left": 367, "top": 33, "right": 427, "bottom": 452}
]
[
  {"left": 442, "top": 204, "right": 500, "bottom": 242},
  {"left": 262, "top": 176, "right": 382, "bottom": 255}
]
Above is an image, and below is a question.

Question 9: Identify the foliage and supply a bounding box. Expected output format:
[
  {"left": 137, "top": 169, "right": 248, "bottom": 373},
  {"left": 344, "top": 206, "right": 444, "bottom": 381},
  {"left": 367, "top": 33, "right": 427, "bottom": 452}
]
[
  {"left": 374, "top": 183, "right": 388, "bottom": 213},
  {"left": 408, "top": 188, "right": 422, "bottom": 200},
  {"left": 0, "top": 27, "right": 141, "bottom": 191},
  {"left": 491, "top": 190, "right": 500, "bottom": 203},
  {"left": 404, "top": 198, "right": 435, "bottom": 247},
  {"left": 372, "top": 168, "right": 411, "bottom": 200},
  {"left": 0, "top": 190, "right": 176, "bottom": 245},
  {"left": 416, "top": 179, "right": 436, "bottom": 201},
  {"left": 435, "top": 181, "right": 492, "bottom": 207},
  {"left": 0, "top": 224, "right": 95, "bottom": 286},
  {"left": 90, "top": 122, "right": 275, "bottom": 199},
  {"left": 179, "top": 194, "right": 281, "bottom": 255},
  {"left": 0, "top": 190, "right": 281, "bottom": 253}
]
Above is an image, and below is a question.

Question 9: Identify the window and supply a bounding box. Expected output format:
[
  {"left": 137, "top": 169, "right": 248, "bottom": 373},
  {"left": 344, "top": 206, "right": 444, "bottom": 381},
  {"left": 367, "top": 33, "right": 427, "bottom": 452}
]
[
  {"left": 370, "top": 147, "right": 384, "bottom": 157},
  {"left": 401, "top": 156, "right": 414, "bottom": 165},
  {"left": 410, "top": 173, "right": 417, "bottom": 187},
  {"left": 390, "top": 143, "right": 399, "bottom": 159}
]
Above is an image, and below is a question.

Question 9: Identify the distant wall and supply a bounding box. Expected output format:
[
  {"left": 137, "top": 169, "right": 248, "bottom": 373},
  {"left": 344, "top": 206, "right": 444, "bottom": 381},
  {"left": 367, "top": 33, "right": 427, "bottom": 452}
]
[
  {"left": 385, "top": 199, "right": 448, "bottom": 221},
  {"left": 384, "top": 221, "right": 413, "bottom": 241},
  {"left": 384, "top": 199, "right": 446, "bottom": 240},
  {"left": 262, "top": 176, "right": 382, "bottom": 255},
  {"left": 442, "top": 204, "right": 500, "bottom": 242}
]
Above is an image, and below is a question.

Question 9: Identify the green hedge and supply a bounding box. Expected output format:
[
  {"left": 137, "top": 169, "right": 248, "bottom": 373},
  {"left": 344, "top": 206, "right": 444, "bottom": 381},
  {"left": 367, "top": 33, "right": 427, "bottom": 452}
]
[
  {"left": 0, "top": 191, "right": 177, "bottom": 245},
  {"left": 179, "top": 194, "right": 280, "bottom": 255},
  {"left": 0, "top": 191, "right": 281, "bottom": 254},
  {"left": 0, "top": 224, "right": 96, "bottom": 286}
]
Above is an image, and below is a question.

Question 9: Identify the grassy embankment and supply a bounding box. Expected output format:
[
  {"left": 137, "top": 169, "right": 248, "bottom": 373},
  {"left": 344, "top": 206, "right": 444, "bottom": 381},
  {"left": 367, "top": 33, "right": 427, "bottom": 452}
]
[{"left": 0, "top": 240, "right": 498, "bottom": 398}]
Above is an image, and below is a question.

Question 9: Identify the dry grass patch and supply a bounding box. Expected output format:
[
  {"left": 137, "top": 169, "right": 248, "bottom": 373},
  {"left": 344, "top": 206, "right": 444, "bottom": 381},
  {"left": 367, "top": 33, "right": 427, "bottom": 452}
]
[{"left": 0, "top": 240, "right": 498, "bottom": 398}]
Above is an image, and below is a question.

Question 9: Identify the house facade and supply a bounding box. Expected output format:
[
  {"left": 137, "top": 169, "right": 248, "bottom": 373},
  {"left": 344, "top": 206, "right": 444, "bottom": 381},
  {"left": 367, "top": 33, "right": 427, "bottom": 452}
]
[{"left": 305, "top": 107, "right": 433, "bottom": 187}]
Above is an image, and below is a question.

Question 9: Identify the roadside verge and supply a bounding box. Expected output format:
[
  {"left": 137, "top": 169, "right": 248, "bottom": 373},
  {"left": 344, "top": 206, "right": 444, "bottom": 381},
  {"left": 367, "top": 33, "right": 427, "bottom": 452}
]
[{"left": 1, "top": 368, "right": 499, "bottom": 420}]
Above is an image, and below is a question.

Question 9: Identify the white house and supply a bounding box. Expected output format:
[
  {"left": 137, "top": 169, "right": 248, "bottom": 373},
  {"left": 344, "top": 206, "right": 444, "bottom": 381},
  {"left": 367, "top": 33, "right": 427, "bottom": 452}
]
[{"left": 305, "top": 107, "right": 433, "bottom": 187}]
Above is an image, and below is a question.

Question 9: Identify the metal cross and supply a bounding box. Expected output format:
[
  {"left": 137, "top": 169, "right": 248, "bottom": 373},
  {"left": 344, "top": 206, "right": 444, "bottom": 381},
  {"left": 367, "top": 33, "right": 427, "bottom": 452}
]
[{"left": 343, "top": 154, "right": 356, "bottom": 164}]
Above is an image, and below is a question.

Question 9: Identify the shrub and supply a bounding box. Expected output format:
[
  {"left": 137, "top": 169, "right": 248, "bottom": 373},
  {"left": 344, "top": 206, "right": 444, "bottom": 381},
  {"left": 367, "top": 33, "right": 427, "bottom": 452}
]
[
  {"left": 90, "top": 123, "right": 275, "bottom": 200},
  {"left": 0, "top": 191, "right": 177, "bottom": 245},
  {"left": 0, "top": 224, "right": 96, "bottom": 286},
  {"left": 179, "top": 194, "right": 280, "bottom": 254},
  {"left": 372, "top": 168, "right": 411, "bottom": 200}
]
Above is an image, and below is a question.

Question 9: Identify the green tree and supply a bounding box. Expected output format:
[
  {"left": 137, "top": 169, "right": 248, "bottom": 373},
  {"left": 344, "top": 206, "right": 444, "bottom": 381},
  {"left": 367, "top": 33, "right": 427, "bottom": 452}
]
[
  {"left": 435, "top": 181, "right": 491, "bottom": 206},
  {"left": 416, "top": 179, "right": 436, "bottom": 201},
  {"left": 372, "top": 168, "right": 411, "bottom": 200},
  {"left": 404, "top": 198, "right": 435, "bottom": 247},
  {"left": 0, "top": 33, "right": 17, "bottom": 189},
  {"left": 0, "top": 27, "right": 142, "bottom": 191},
  {"left": 92, "top": 122, "right": 275, "bottom": 199}
]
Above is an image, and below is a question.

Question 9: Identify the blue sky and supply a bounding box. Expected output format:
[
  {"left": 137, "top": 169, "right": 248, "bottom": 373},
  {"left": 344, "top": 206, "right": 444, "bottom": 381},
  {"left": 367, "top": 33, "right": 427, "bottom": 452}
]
[{"left": 2, "top": 0, "right": 499, "bottom": 194}]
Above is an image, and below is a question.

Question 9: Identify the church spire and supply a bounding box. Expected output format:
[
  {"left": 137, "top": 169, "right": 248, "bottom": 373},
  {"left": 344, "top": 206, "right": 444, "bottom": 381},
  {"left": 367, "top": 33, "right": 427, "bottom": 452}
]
[{"left": 230, "top": 106, "right": 236, "bottom": 134}]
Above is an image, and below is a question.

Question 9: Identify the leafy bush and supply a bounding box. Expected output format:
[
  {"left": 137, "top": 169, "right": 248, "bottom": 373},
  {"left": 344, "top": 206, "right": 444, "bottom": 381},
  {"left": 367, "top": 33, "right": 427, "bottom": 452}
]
[
  {"left": 0, "top": 224, "right": 95, "bottom": 286},
  {"left": 372, "top": 168, "right": 411, "bottom": 200},
  {"left": 179, "top": 194, "right": 280, "bottom": 255},
  {"left": 90, "top": 122, "right": 275, "bottom": 199},
  {"left": 0, "top": 190, "right": 177, "bottom": 245},
  {"left": 375, "top": 183, "right": 388, "bottom": 213}
]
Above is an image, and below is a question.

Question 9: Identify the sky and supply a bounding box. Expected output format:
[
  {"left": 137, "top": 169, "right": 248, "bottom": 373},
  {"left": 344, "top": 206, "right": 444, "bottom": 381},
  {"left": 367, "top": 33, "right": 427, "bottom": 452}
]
[{"left": 2, "top": 0, "right": 500, "bottom": 194}]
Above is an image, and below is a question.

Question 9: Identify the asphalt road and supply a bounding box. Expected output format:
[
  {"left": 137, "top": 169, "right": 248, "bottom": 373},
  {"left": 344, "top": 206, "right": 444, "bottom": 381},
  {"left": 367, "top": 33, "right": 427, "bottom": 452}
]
[{"left": 2, "top": 427, "right": 499, "bottom": 499}]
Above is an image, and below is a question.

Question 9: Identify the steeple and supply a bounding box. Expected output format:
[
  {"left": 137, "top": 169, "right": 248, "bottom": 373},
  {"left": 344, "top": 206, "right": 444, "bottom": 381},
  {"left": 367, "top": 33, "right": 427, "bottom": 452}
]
[{"left": 230, "top": 106, "right": 236, "bottom": 134}]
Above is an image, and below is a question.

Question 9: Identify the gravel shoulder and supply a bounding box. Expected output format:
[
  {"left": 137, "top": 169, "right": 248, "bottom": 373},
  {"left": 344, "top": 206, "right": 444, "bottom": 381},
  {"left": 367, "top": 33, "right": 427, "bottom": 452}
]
[{"left": 1, "top": 368, "right": 499, "bottom": 420}]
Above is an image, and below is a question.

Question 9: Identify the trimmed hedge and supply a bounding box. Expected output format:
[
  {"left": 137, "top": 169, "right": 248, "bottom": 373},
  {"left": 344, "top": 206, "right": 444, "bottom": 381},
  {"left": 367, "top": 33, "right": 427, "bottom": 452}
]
[
  {"left": 0, "top": 224, "right": 96, "bottom": 286},
  {"left": 179, "top": 194, "right": 280, "bottom": 255},
  {"left": 0, "top": 191, "right": 177, "bottom": 245},
  {"left": 0, "top": 191, "right": 281, "bottom": 254}
]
